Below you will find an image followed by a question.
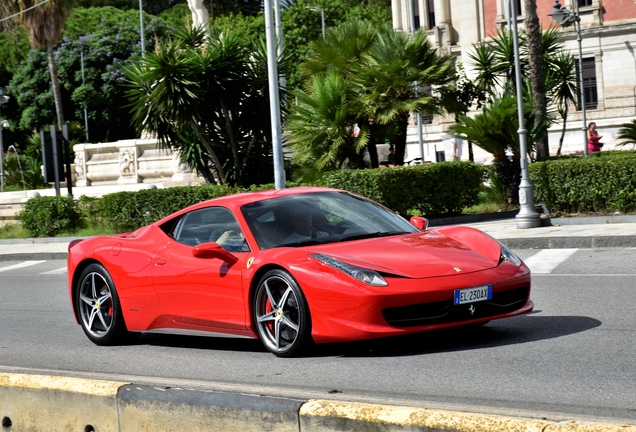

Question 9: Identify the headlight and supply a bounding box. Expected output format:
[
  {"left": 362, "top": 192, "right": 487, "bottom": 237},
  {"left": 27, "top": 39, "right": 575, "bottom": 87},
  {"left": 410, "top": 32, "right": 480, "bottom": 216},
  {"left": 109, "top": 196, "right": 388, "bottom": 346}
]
[
  {"left": 309, "top": 254, "right": 388, "bottom": 286},
  {"left": 500, "top": 243, "right": 522, "bottom": 266}
]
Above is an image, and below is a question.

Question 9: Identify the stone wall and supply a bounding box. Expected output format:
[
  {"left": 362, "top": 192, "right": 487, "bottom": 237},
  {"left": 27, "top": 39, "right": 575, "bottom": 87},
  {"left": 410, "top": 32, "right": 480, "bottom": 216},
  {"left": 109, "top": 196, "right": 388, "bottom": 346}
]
[{"left": 73, "top": 139, "right": 204, "bottom": 187}]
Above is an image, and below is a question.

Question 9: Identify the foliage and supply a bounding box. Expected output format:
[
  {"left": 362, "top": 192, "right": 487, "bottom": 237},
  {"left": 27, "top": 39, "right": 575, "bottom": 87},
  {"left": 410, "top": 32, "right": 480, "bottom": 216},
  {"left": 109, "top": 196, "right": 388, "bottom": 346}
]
[
  {"left": 8, "top": 8, "right": 170, "bottom": 142},
  {"left": 286, "top": 69, "right": 368, "bottom": 173},
  {"left": 124, "top": 26, "right": 288, "bottom": 187},
  {"left": 19, "top": 195, "right": 81, "bottom": 237},
  {"left": 0, "top": 27, "right": 30, "bottom": 84},
  {"left": 2, "top": 153, "right": 45, "bottom": 190},
  {"left": 287, "top": 22, "right": 456, "bottom": 175},
  {"left": 467, "top": 27, "right": 575, "bottom": 158},
  {"left": 616, "top": 120, "right": 636, "bottom": 148},
  {"left": 480, "top": 164, "right": 508, "bottom": 206},
  {"left": 448, "top": 95, "right": 549, "bottom": 204},
  {"left": 0, "top": 222, "right": 30, "bottom": 239},
  {"left": 529, "top": 151, "right": 636, "bottom": 213},
  {"left": 319, "top": 162, "right": 485, "bottom": 217},
  {"left": 95, "top": 183, "right": 278, "bottom": 231}
]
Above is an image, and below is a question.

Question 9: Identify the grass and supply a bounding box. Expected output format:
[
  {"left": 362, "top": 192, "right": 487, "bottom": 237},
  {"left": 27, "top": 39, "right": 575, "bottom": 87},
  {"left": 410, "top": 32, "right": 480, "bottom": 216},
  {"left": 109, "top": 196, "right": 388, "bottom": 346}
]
[
  {"left": 0, "top": 222, "right": 31, "bottom": 239},
  {"left": 55, "top": 224, "right": 122, "bottom": 238},
  {"left": 0, "top": 221, "right": 122, "bottom": 239}
]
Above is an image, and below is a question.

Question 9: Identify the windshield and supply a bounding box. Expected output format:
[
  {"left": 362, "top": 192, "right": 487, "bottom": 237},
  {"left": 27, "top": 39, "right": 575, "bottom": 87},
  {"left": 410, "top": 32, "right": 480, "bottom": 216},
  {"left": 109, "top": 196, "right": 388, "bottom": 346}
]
[{"left": 240, "top": 191, "right": 419, "bottom": 249}]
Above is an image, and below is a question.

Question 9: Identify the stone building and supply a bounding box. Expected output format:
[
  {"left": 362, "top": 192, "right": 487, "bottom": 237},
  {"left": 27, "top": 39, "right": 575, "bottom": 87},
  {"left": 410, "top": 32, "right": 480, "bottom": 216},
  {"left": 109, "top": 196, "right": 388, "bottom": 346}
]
[{"left": 391, "top": 0, "right": 636, "bottom": 161}]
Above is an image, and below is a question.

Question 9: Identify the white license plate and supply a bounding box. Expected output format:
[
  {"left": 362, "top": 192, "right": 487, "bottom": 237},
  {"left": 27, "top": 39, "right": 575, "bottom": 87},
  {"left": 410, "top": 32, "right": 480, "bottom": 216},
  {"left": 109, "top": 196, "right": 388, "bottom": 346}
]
[{"left": 453, "top": 285, "right": 493, "bottom": 305}]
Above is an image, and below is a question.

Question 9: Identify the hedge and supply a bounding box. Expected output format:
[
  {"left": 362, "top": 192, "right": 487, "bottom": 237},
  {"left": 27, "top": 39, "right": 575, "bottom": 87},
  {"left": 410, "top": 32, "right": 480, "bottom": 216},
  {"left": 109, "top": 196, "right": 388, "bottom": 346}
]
[
  {"left": 529, "top": 150, "right": 636, "bottom": 213},
  {"left": 320, "top": 161, "right": 485, "bottom": 217},
  {"left": 19, "top": 196, "right": 81, "bottom": 237},
  {"left": 19, "top": 162, "right": 484, "bottom": 236}
]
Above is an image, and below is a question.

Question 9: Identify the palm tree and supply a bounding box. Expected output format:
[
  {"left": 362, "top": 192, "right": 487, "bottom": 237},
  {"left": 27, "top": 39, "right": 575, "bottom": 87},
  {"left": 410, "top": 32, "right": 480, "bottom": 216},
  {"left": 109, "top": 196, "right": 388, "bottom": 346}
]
[
  {"left": 524, "top": 0, "right": 548, "bottom": 160},
  {"left": 286, "top": 69, "right": 368, "bottom": 176},
  {"left": 353, "top": 26, "right": 455, "bottom": 166},
  {"left": 616, "top": 120, "right": 636, "bottom": 148},
  {"left": 300, "top": 21, "right": 381, "bottom": 167},
  {"left": 448, "top": 96, "right": 548, "bottom": 204},
  {"left": 125, "top": 26, "right": 284, "bottom": 186},
  {"left": 545, "top": 51, "right": 578, "bottom": 156},
  {"left": 17, "top": 0, "right": 73, "bottom": 130}
]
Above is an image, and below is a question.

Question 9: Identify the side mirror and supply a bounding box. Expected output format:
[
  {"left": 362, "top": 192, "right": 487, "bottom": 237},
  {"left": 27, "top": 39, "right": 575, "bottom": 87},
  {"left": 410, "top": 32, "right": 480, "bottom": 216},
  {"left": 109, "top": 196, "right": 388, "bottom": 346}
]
[
  {"left": 409, "top": 216, "right": 428, "bottom": 231},
  {"left": 192, "top": 242, "right": 237, "bottom": 264}
]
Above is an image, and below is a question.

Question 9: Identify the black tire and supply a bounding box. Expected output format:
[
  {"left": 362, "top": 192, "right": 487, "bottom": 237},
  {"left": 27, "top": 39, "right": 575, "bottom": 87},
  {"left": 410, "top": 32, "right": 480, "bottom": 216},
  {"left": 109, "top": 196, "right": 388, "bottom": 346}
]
[
  {"left": 75, "top": 263, "right": 131, "bottom": 345},
  {"left": 253, "top": 269, "right": 312, "bottom": 357}
]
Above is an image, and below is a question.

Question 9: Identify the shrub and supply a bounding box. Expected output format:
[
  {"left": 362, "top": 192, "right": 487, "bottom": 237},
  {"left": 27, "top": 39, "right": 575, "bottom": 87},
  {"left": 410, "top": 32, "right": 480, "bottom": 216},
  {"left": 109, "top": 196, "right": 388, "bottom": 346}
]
[
  {"left": 319, "top": 162, "right": 485, "bottom": 217},
  {"left": 19, "top": 196, "right": 81, "bottom": 237},
  {"left": 529, "top": 150, "right": 636, "bottom": 213}
]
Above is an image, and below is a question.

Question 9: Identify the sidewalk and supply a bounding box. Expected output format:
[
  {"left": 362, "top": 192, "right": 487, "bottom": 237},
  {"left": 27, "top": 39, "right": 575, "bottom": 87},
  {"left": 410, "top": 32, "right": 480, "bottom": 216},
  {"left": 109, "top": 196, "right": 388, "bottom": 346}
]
[{"left": 2, "top": 216, "right": 636, "bottom": 260}]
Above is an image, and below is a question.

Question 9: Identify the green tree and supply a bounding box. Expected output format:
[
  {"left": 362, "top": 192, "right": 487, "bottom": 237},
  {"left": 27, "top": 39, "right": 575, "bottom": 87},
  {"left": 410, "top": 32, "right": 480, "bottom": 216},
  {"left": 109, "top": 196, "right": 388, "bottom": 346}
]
[
  {"left": 354, "top": 26, "right": 455, "bottom": 166},
  {"left": 9, "top": 8, "right": 170, "bottom": 142},
  {"left": 545, "top": 51, "right": 578, "bottom": 156},
  {"left": 616, "top": 120, "right": 636, "bottom": 148},
  {"left": 286, "top": 69, "right": 368, "bottom": 176},
  {"left": 448, "top": 96, "right": 549, "bottom": 204},
  {"left": 124, "top": 26, "right": 286, "bottom": 186},
  {"left": 17, "top": 0, "right": 73, "bottom": 130},
  {"left": 524, "top": 0, "right": 548, "bottom": 159}
]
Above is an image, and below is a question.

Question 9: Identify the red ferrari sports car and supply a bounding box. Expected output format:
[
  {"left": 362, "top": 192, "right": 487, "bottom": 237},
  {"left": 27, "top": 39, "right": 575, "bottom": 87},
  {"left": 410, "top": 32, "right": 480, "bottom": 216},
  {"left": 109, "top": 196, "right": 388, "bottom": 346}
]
[{"left": 67, "top": 186, "right": 533, "bottom": 357}]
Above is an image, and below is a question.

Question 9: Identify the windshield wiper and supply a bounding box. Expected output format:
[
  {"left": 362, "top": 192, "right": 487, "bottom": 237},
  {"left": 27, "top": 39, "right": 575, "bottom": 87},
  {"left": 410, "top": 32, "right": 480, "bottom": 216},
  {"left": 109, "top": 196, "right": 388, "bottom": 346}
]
[
  {"left": 276, "top": 239, "right": 330, "bottom": 247},
  {"left": 338, "top": 231, "right": 407, "bottom": 242}
]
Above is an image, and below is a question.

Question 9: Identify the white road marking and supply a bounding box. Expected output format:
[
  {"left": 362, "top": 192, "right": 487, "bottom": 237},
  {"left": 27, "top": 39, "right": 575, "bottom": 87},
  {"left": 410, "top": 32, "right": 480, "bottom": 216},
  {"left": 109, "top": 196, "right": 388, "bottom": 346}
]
[
  {"left": 0, "top": 261, "right": 46, "bottom": 273},
  {"left": 524, "top": 249, "right": 579, "bottom": 274},
  {"left": 40, "top": 267, "right": 67, "bottom": 275}
]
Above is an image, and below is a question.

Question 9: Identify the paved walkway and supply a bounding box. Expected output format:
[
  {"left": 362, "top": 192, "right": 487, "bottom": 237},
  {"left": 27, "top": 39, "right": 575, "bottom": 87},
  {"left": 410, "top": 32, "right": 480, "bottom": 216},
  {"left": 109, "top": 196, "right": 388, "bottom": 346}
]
[{"left": 2, "top": 216, "right": 636, "bottom": 260}]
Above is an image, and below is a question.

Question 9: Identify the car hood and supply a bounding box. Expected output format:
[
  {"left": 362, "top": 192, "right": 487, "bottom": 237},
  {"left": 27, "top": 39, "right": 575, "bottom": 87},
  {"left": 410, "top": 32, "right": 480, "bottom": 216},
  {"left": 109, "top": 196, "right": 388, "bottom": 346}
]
[{"left": 308, "top": 230, "right": 500, "bottom": 279}]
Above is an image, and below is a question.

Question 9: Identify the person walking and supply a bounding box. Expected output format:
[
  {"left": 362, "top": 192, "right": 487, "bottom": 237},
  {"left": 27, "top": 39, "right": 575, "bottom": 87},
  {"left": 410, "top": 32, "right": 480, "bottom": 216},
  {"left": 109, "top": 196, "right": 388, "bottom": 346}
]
[{"left": 587, "top": 122, "right": 603, "bottom": 153}]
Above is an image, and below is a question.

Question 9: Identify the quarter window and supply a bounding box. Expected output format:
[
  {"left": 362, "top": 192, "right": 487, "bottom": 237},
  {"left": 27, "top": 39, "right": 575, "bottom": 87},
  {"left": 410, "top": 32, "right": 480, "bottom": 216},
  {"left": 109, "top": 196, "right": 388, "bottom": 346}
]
[{"left": 171, "top": 207, "right": 249, "bottom": 252}]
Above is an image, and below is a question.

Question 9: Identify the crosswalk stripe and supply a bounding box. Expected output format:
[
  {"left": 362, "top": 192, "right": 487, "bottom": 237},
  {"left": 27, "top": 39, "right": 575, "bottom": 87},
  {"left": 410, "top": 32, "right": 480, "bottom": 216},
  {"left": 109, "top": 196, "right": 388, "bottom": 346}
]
[
  {"left": 524, "top": 249, "right": 579, "bottom": 274},
  {"left": 39, "top": 267, "right": 67, "bottom": 275},
  {"left": 0, "top": 261, "right": 46, "bottom": 273}
]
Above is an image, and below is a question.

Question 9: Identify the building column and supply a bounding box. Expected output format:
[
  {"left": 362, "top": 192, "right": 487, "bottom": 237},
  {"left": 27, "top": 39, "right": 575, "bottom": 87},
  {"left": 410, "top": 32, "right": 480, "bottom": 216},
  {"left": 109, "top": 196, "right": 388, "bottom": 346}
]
[
  {"left": 433, "top": 0, "right": 452, "bottom": 49},
  {"left": 392, "top": 0, "right": 404, "bottom": 31}
]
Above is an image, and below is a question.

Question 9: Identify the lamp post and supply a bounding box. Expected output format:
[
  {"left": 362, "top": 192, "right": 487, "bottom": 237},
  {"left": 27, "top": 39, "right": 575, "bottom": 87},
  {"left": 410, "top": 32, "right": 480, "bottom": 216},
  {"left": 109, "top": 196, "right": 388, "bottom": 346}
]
[
  {"left": 139, "top": 0, "right": 145, "bottom": 57},
  {"left": 549, "top": 0, "right": 588, "bottom": 156},
  {"left": 264, "top": 0, "right": 285, "bottom": 189},
  {"left": 0, "top": 88, "right": 9, "bottom": 193},
  {"left": 407, "top": 0, "right": 425, "bottom": 163},
  {"left": 510, "top": 0, "right": 540, "bottom": 228},
  {"left": 308, "top": 6, "right": 325, "bottom": 39}
]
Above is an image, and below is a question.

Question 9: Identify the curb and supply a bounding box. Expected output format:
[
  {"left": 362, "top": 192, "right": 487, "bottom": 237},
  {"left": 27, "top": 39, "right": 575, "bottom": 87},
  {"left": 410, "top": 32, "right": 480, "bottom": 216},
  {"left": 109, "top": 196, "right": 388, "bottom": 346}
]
[
  {"left": 1, "top": 373, "right": 634, "bottom": 432},
  {"left": 499, "top": 235, "right": 636, "bottom": 249},
  {"left": 0, "top": 252, "right": 68, "bottom": 260}
]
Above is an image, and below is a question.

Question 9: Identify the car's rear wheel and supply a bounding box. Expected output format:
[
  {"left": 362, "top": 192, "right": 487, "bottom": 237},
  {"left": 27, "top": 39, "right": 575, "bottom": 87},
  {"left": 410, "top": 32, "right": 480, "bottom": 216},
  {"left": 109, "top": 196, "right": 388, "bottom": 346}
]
[
  {"left": 254, "top": 269, "right": 311, "bottom": 357},
  {"left": 76, "top": 263, "right": 130, "bottom": 345}
]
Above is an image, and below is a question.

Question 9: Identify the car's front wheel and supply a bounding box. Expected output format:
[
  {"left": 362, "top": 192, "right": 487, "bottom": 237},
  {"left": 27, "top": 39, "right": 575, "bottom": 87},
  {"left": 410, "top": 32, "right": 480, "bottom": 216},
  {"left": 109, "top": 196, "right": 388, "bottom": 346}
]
[
  {"left": 253, "top": 269, "right": 311, "bottom": 357},
  {"left": 76, "top": 263, "right": 131, "bottom": 345}
]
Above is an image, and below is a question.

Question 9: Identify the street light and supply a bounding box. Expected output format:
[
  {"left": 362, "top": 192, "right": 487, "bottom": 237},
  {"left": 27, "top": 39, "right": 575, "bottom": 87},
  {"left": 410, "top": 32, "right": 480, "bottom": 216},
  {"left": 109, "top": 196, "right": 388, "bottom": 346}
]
[
  {"left": 308, "top": 6, "right": 325, "bottom": 39},
  {"left": 549, "top": 0, "right": 588, "bottom": 156},
  {"left": 139, "top": 0, "right": 145, "bottom": 57},
  {"left": 0, "top": 87, "right": 10, "bottom": 193},
  {"left": 510, "top": 0, "right": 540, "bottom": 229}
]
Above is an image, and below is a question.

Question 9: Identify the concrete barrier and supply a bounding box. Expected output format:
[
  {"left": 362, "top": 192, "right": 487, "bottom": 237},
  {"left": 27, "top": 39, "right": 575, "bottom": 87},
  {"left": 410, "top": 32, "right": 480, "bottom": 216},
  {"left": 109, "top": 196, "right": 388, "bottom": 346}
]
[
  {"left": 0, "top": 373, "right": 126, "bottom": 432},
  {"left": 1, "top": 373, "right": 635, "bottom": 432}
]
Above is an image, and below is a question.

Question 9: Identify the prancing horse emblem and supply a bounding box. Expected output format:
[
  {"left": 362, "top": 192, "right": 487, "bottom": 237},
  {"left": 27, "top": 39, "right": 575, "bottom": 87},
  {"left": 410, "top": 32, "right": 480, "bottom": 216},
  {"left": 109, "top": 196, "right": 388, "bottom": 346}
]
[
  {"left": 454, "top": 267, "right": 462, "bottom": 272},
  {"left": 468, "top": 304, "right": 476, "bottom": 316}
]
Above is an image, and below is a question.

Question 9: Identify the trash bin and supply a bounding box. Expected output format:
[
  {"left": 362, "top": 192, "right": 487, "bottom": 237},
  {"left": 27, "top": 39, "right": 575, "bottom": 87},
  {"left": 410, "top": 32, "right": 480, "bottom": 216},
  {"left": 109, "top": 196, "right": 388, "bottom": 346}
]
[{"left": 435, "top": 151, "right": 445, "bottom": 162}]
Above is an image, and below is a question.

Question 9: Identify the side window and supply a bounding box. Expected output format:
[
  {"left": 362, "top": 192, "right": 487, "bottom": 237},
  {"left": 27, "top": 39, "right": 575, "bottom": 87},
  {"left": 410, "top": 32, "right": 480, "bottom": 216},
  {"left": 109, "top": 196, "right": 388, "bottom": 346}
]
[{"left": 173, "top": 207, "right": 249, "bottom": 252}]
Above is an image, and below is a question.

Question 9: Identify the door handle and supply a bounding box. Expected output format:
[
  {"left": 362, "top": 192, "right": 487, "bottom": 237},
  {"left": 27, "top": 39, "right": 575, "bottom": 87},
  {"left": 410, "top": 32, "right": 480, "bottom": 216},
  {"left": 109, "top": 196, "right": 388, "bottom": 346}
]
[{"left": 156, "top": 257, "right": 166, "bottom": 266}]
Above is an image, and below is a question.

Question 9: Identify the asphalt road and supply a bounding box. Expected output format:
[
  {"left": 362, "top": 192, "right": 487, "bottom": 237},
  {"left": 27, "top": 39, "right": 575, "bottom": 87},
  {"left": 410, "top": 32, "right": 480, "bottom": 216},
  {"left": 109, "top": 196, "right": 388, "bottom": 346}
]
[{"left": 1, "top": 249, "right": 635, "bottom": 424}]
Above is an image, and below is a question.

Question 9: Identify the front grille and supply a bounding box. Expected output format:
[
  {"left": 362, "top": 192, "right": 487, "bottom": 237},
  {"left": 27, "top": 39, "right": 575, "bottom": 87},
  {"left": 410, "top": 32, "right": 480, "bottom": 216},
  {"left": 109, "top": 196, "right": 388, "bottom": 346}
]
[{"left": 382, "top": 287, "right": 529, "bottom": 327}]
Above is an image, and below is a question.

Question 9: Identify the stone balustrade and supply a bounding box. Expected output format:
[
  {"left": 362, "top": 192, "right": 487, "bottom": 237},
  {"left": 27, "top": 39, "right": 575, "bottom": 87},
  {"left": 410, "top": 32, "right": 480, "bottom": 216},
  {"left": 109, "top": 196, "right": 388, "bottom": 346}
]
[{"left": 73, "top": 138, "right": 203, "bottom": 187}]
